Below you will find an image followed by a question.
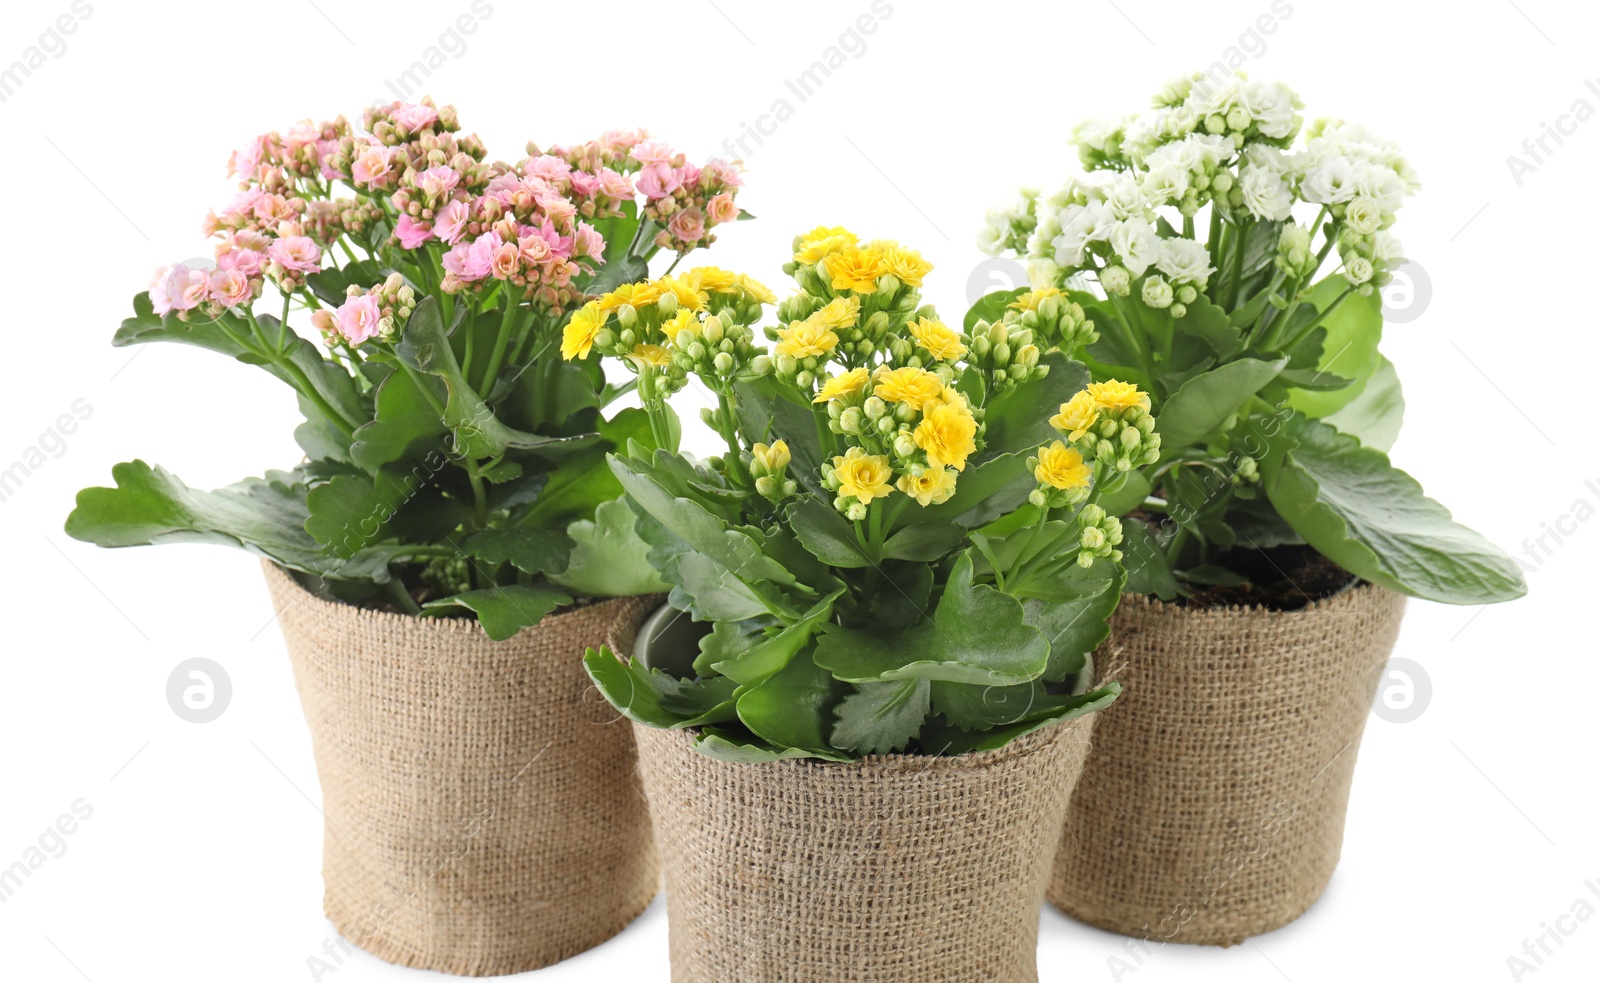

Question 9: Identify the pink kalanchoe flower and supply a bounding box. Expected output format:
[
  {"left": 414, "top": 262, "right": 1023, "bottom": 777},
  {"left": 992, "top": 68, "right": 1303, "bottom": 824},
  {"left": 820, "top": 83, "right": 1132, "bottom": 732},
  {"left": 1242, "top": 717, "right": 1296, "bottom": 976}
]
[
  {"left": 309, "top": 309, "right": 336, "bottom": 337},
  {"left": 395, "top": 214, "right": 434, "bottom": 249},
  {"left": 629, "top": 138, "right": 676, "bottom": 167},
  {"left": 636, "top": 162, "right": 684, "bottom": 200},
  {"left": 217, "top": 248, "right": 263, "bottom": 276},
  {"left": 351, "top": 144, "right": 396, "bottom": 188},
  {"left": 598, "top": 169, "right": 635, "bottom": 200},
  {"left": 524, "top": 155, "right": 571, "bottom": 182},
  {"left": 416, "top": 166, "right": 460, "bottom": 202},
  {"left": 538, "top": 194, "right": 577, "bottom": 226},
  {"left": 253, "top": 193, "right": 299, "bottom": 227},
  {"left": 707, "top": 193, "right": 740, "bottom": 226},
  {"left": 433, "top": 199, "right": 470, "bottom": 245},
  {"left": 462, "top": 232, "right": 501, "bottom": 281},
  {"left": 392, "top": 103, "right": 439, "bottom": 133},
  {"left": 703, "top": 158, "right": 745, "bottom": 187},
  {"left": 150, "top": 263, "right": 209, "bottom": 315},
  {"left": 268, "top": 236, "right": 322, "bottom": 273},
  {"left": 667, "top": 207, "right": 706, "bottom": 245},
  {"left": 227, "top": 137, "right": 266, "bottom": 181},
  {"left": 441, "top": 241, "right": 475, "bottom": 281},
  {"left": 567, "top": 170, "right": 600, "bottom": 196},
  {"left": 336, "top": 293, "right": 385, "bottom": 344},
  {"left": 490, "top": 241, "right": 521, "bottom": 280},
  {"left": 207, "top": 268, "right": 254, "bottom": 309},
  {"left": 573, "top": 223, "right": 605, "bottom": 261},
  {"left": 518, "top": 231, "right": 553, "bottom": 266}
]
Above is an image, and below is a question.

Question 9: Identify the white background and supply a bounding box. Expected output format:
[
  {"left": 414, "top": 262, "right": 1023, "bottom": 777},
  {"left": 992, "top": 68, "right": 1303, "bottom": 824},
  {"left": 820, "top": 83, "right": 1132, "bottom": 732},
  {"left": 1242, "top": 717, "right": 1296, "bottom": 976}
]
[{"left": 1, "top": 0, "right": 1595, "bottom": 980}]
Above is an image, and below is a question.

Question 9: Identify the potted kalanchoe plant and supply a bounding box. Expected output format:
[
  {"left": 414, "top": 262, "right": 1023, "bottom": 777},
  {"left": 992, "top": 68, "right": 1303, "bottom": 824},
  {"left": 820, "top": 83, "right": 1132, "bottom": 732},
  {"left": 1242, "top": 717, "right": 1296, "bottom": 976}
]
[
  {"left": 564, "top": 229, "right": 1148, "bottom": 982},
  {"left": 65, "top": 100, "right": 748, "bottom": 975},
  {"left": 977, "top": 70, "right": 1526, "bottom": 945}
]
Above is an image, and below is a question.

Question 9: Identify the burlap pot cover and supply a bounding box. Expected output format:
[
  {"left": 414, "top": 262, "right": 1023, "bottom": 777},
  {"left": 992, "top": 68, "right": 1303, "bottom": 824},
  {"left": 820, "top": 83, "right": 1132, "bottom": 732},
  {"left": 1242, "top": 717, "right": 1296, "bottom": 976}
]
[
  {"left": 1050, "top": 582, "right": 1407, "bottom": 946},
  {"left": 631, "top": 716, "right": 1098, "bottom": 983},
  {"left": 263, "top": 562, "right": 661, "bottom": 975}
]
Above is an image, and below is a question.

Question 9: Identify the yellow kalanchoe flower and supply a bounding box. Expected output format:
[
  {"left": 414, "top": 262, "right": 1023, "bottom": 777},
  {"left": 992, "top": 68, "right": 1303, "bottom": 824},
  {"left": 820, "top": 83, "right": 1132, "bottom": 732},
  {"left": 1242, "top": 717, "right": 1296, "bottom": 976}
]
[
  {"left": 914, "top": 400, "right": 978, "bottom": 472},
  {"left": 775, "top": 318, "right": 840, "bottom": 358},
  {"left": 907, "top": 317, "right": 967, "bottom": 361},
  {"left": 873, "top": 366, "right": 946, "bottom": 407},
  {"left": 897, "top": 466, "right": 959, "bottom": 507},
  {"left": 826, "top": 246, "right": 885, "bottom": 293},
  {"left": 685, "top": 266, "right": 738, "bottom": 293},
  {"left": 813, "top": 367, "right": 870, "bottom": 404},
  {"left": 832, "top": 447, "right": 894, "bottom": 504},
  {"left": 628, "top": 343, "right": 671, "bottom": 368},
  {"left": 795, "top": 226, "right": 858, "bottom": 265},
  {"left": 1035, "top": 441, "right": 1092, "bottom": 490},
  {"left": 609, "top": 281, "right": 663, "bottom": 309},
  {"left": 880, "top": 245, "right": 934, "bottom": 287},
  {"left": 1010, "top": 287, "right": 1062, "bottom": 312},
  {"left": 1086, "top": 379, "right": 1149, "bottom": 410},
  {"left": 752, "top": 440, "right": 791, "bottom": 473},
  {"left": 812, "top": 296, "right": 861, "bottom": 330},
  {"left": 738, "top": 274, "right": 777, "bottom": 304},
  {"left": 561, "top": 304, "right": 607, "bottom": 360},
  {"left": 1050, "top": 390, "right": 1101, "bottom": 441},
  {"left": 662, "top": 308, "right": 698, "bottom": 342},
  {"left": 656, "top": 275, "right": 707, "bottom": 311}
]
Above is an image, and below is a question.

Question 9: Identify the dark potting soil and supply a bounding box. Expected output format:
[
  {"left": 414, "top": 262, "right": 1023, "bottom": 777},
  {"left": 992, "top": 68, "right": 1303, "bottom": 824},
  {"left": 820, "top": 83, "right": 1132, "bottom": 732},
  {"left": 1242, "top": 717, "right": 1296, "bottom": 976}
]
[{"left": 1175, "top": 545, "right": 1357, "bottom": 612}]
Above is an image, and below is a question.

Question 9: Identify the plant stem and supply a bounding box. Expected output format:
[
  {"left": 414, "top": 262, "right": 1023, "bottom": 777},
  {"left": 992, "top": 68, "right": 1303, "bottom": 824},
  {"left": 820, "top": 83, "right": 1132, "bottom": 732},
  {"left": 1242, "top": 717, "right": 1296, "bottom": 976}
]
[{"left": 383, "top": 577, "right": 422, "bottom": 615}]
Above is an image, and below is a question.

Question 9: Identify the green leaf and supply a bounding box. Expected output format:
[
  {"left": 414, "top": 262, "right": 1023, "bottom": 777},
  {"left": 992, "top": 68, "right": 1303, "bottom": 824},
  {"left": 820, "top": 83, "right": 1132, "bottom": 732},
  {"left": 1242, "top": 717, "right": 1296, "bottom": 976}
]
[
  {"left": 923, "top": 684, "right": 1121, "bottom": 755},
  {"left": 395, "top": 297, "right": 594, "bottom": 460},
  {"left": 1156, "top": 357, "right": 1288, "bottom": 450},
  {"left": 980, "top": 351, "right": 1090, "bottom": 458},
  {"left": 519, "top": 407, "right": 657, "bottom": 527},
  {"left": 881, "top": 521, "right": 965, "bottom": 562},
  {"left": 831, "top": 679, "right": 930, "bottom": 754},
  {"left": 546, "top": 497, "right": 670, "bottom": 597},
  {"left": 674, "top": 552, "right": 774, "bottom": 621},
  {"left": 1325, "top": 355, "right": 1404, "bottom": 452},
  {"left": 692, "top": 727, "right": 852, "bottom": 763},
  {"left": 891, "top": 452, "right": 1032, "bottom": 532},
  {"left": 609, "top": 456, "right": 796, "bottom": 588},
  {"left": 964, "top": 287, "right": 1027, "bottom": 332},
  {"left": 787, "top": 498, "right": 871, "bottom": 568},
  {"left": 583, "top": 647, "right": 740, "bottom": 728},
  {"left": 303, "top": 471, "right": 416, "bottom": 557},
  {"left": 1020, "top": 559, "right": 1124, "bottom": 682},
  {"left": 1263, "top": 415, "right": 1526, "bottom": 604},
  {"left": 1120, "top": 518, "right": 1179, "bottom": 600},
  {"left": 693, "top": 619, "right": 768, "bottom": 677},
  {"left": 461, "top": 527, "right": 573, "bottom": 578},
  {"left": 65, "top": 461, "right": 398, "bottom": 582},
  {"left": 350, "top": 369, "right": 448, "bottom": 471},
  {"left": 813, "top": 553, "right": 1049, "bottom": 686},
  {"left": 735, "top": 650, "right": 842, "bottom": 754},
  {"left": 423, "top": 583, "right": 572, "bottom": 641},
  {"left": 1286, "top": 277, "right": 1384, "bottom": 417},
  {"left": 712, "top": 589, "right": 843, "bottom": 686}
]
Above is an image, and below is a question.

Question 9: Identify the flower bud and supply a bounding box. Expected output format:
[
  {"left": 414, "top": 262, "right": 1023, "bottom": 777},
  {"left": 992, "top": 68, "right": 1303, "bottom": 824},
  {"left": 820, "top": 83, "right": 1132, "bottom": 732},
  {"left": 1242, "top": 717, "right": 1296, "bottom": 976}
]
[
  {"left": 617, "top": 303, "right": 639, "bottom": 329},
  {"left": 1100, "top": 265, "right": 1132, "bottom": 296},
  {"left": 840, "top": 408, "right": 864, "bottom": 433},
  {"left": 863, "top": 396, "right": 888, "bottom": 420},
  {"left": 1141, "top": 276, "right": 1174, "bottom": 309}
]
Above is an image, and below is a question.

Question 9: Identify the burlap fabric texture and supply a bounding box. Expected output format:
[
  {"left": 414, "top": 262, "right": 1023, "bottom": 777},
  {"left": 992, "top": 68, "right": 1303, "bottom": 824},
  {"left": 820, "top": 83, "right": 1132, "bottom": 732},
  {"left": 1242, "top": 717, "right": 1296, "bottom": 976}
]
[
  {"left": 628, "top": 701, "right": 1099, "bottom": 982},
  {"left": 1049, "top": 583, "right": 1407, "bottom": 946},
  {"left": 265, "top": 562, "right": 661, "bottom": 975}
]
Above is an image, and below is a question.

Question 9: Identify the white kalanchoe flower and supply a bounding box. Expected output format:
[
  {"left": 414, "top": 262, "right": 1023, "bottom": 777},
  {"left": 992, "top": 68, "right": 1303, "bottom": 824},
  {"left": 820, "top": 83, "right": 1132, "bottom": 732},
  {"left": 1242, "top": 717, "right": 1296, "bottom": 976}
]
[
  {"left": 1239, "top": 165, "right": 1294, "bottom": 221},
  {"left": 1155, "top": 238, "right": 1214, "bottom": 285},
  {"left": 1109, "top": 217, "right": 1161, "bottom": 277}
]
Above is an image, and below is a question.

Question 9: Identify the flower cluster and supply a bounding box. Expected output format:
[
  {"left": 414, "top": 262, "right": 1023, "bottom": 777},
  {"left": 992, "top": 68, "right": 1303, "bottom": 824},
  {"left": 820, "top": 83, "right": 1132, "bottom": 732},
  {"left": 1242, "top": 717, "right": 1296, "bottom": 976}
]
[
  {"left": 1047, "top": 381, "right": 1161, "bottom": 477},
  {"left": 314, "top": 273, "right": 417, "bottom": 347},
  {"left": 985, "top": 70, "right": 1417, "bottom": 308}
]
